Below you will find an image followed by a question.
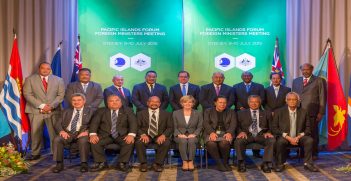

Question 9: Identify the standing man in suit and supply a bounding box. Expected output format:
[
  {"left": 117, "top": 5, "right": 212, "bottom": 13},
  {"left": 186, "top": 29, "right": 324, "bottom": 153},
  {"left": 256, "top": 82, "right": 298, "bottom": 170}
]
[
  {"left": 65, "top": 68, "right": 103, "bottom": 112},
  {"left": 103, "top": 75, "right": 132, "bottom": 108},
  {"left": 203, "top": 96, "right": 236, "bottom": 172},
  {"left": 233, "top": 71, "right": 265, "bottom": 111},
  {"left": 199, "top": 72, "right": 233, "bottom": 110},
  {"left": 132, "top": 70, "right": 169, "bottom": 112},
  {"left": 234, "top": 95, "right": 275, "bottom": 173},
  {"left": 169, "top": 71, "right": 200, "bottom": 111},
  {"left": 89, "top": 95, "right": 137, "bottom": 172},
  {"left": 52, "top": 93, "right": 93, "bottom": 173},
  {"left": 264, "top": 72, "right": 291, "bottom": 114},
  {"left": 292, "top": 63, "right": 326, "bottom": 159},
  {"left": 23, "top": 62, "right": 65, "bottom": 160},
  {"left": 272, "top": 92, "right": 319, "bottom": 172},
  {"left": 135, "top": 96, "right": 173, "bottom": 172}
]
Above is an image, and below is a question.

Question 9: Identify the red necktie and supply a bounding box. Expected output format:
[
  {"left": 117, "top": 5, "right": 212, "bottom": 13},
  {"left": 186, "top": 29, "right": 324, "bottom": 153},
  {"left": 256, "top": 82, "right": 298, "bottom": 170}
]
[
  {"left": 118, "top": 87, "right": 125, "bottom": 97},
  {"left": 303, "top": 78, "right": 308, "bottom": 86},
  {"left": 215, "top": 85, "right": 220, "bottom": 96},
  {"left": 42, "top": 77, "right": 48, "bottom": 92}
]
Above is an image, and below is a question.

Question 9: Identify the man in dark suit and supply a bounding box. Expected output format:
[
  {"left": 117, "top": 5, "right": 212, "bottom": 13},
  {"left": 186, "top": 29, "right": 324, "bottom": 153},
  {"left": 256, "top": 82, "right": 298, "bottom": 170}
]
[
  {"left": 292, "top": 63, "right": 326, "bottom": 158},
  {"left": 264, "top": 72, "right": 291, "bottom": 114},
  {"left": 52, "top": 93, "right": 93, "bottom": 173},
  {"left": 234, "top": 95, "right": 275, "bottom": 173},
  {"left": 89, "top": 95, "right": 137, "bottom": 172},
  {"left": 233, "top": 71, "right": 265, "bottom": 111},
  {"left": 132, "top": 70, "right": 169, "bottom": 112},
  {"left": 272, "top": 92, "right": 319, "bottom": 172},
  {"left": 199, "top": 72, "right": 233, "bottom": 110},
  {"left": 103, "top": 75, "right": 133, "bottom": 108},
  {"left": 135, "top": 96, "right": 173, "bottom": 172},
  {"left": 65, "top": 68, "right": 103, "bottom": 112},
  {"left": 23, "top": 62, "right": 65, "bottom": 160},
  {"left": 169, "top": 71, "right": 200, "bottom": 111}
]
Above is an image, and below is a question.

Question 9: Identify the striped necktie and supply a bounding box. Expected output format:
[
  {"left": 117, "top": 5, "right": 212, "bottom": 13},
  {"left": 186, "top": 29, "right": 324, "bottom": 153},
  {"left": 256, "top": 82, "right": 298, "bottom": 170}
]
[
  {"left": 251, "top": 110, "right": 258, "bottom": 136},
  {"left": 70, "top": 110, "right": 80, "bottom": 133},
  {"left": 111, "top": 110, "right": 118, "bottom": 139},
  {"left": 148, "top": 111, "right": 158, "bottom": 138}
]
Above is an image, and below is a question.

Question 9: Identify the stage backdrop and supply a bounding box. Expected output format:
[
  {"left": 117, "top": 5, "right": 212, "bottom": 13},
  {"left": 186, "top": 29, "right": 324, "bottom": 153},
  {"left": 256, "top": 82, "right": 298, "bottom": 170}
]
[
  {"left": 184, "top": 0, "right": 286, "bottom": 86},
  {"left": 78, "top": 0, "right": 183, "bottom": 90}
]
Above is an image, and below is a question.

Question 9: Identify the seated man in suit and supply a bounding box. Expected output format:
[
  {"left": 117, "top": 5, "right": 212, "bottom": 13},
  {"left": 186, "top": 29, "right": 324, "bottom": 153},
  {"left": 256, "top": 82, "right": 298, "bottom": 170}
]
[
  {"left": 169, "top": 71, "right": 200, "bottom": 111},
  {"left": 272, "top": 92, "right": 319, "bottom": 172},
  {"left": 52, "top": 93, "right": 93, "bottom": 173},
  {"left": 103, "top": 75, "right": 133, "bottom": 108},
  {"left": 132, "top": 70, "right": 169, "bottom": 112},
  {"left": 264, "top": 72, "right": 291, "bottom": 114},
  {"left": 199, "top": 72, "right": 233, "bottom": 110},
  {"left": 235, "top": 95, "right": 275, "bottom": 173},
  {"left": 203, "top": 96, "right": 236, "bottom": 172},
  {"left": 135, "top": 96, "right": 173, "bottom": 172},
  {"left": 65, "top": 68, "right": 103, "bottom": 112},
  {"left": 89, "top": 95, "right": 137, "bottom": 172}
]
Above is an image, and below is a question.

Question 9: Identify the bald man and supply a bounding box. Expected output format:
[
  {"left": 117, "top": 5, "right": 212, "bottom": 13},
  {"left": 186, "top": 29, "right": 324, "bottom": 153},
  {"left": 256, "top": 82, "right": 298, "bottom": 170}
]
[{"left": 103, "top": 75, "right": 133, "bottom": 108}]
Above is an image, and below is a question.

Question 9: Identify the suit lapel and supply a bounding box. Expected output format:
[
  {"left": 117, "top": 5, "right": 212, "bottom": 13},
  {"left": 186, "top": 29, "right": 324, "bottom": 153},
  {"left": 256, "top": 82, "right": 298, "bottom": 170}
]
[
  {"left": 240, "top": 83, "right": 249, "bottom": 96},
  {"left": 37, "top": 74, "right": 46, "bottom": 93},
  {"left": 106, "top": 109, "right": 112, "bottom": 129},
  {"left": 176, "top": 84, "right": 183, "bottom": 96},
  {"left": 65, "top": 109, "right": 74, "bottom": 128},
  {"left": 143, "top": 83, "right": 152, "bottom": 96}
]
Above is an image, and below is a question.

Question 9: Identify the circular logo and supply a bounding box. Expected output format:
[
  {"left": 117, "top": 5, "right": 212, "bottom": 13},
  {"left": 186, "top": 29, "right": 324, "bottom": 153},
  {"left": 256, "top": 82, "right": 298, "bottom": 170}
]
[
  {"left": 115, "top": 57, "right": 126, "bottom": 67},
  {"left": 219, "top": 57, "right": 230, "bottom": 67}
]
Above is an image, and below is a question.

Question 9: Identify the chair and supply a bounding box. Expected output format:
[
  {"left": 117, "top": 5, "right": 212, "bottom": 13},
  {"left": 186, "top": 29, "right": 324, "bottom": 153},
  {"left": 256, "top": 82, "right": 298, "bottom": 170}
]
[{"left": 286, "top": 145, "right": 301, "bottom": 163}]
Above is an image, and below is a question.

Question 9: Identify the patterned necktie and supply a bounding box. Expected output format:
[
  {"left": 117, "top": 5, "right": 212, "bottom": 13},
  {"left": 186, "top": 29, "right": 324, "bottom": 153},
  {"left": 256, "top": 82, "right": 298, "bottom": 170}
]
[
  {"left": 148, "top": 111, "right": 158, "bottom": 138},
  {"left": 246, "top": 84, "right": 251, "bottom": 93},
  {"left": 303, "top": 78, "right": 308, "bottom": 86},
  {"left": 290, "top": 112, "right": 297, "bottom": 138},
  {"left": 42, "top": 77, "right": 48, "bottom": 92},
  {"left": 215, "top": 85, "right": 220, "bottom": 96},
  {"left": 118, "top": 87, "right": 125, "bottom": 97},
  {"left": 70, "top": 110, "right": 80, "bottom": 133},
  {"left": 111, "top": 110, "right": 118, "bottom": 139},
  {"left": 181, "top": 84, "right": 187, "bottom": 96},
  {"left": 252, "top": 110, "right": 258, "bottom": 136},
  {"left": 150, "top": 84, "right": 154, "bottom": 94}
]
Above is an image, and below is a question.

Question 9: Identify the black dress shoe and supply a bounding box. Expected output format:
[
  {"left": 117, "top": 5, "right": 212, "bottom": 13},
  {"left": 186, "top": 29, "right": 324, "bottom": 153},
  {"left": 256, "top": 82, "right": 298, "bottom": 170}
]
[
  {"left": 253, "top": 152, "right": 263, "bottom": 158},
  {"left": 238, "top": 161, "right": 246, "bottom": 172},
  {"left": 304, "top": 163, "right": 319, "bottom": 172},
  {"left": 261, "top": 163, "right": 271, "bottom": 173},
  {"left": 274, "top": 164, "right": 285, "bottom": 172},
  {"left": 80, "top": 162, "right": 88, "bottom": 173},
  {"left": 116, "top": 162, "right": 130, "bottom": 172},
  {"left": 224, "top": 164, "right": 232, "bottom": 171},
  {"left": 52, "top": 163, "right": 64, "bottom": 173},
  {"left": 216, "top": 163, "right": 227, "bottom": 172},
  {"left": 90, "top": 162, "right": 108, "bottom": 172},
  {"left": 139, "top": 163, "right": 148, "bottom": 172},
  {"left": 152, "top": 163, "right": 163, "bottom": 172},
  {"left": 26, "top": 155, "right": 41, "bottom": 161}
]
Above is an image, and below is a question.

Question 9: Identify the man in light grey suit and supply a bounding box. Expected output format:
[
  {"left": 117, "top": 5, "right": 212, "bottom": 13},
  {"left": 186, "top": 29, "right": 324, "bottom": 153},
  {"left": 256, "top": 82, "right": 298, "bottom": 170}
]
[
  {"left": 292, "top": 63, "right": 326, "bottom": 158},
  {"left": 23, "top": 62, "right": 65, "bottom": 160},
  {"left": 65, "top": 68, "right": 103, "bottom": 112}
]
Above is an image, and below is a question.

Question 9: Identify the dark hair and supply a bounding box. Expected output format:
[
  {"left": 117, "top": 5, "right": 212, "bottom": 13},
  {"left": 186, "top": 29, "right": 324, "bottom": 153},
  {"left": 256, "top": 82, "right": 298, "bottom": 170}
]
[
  {"left": 214, "top": 95, "right": 227, "bottom": 102},
  {"left": 270, "top": 72, "right": 283, "bottom": 79},
  {"left": 241, "top": 71, "right": 253, "bottom": 77},
  {"left": 145, "top": 70, "right": 157, "bottom": 77},
  {"left": 38, "top": 62, "right": 51, "bottom": 68},
  {"left": 79, "top": 68, "right": 91, "bottom": 74},
  {"left": 178, "top": 70, "right": 190, "bottom": 77}
]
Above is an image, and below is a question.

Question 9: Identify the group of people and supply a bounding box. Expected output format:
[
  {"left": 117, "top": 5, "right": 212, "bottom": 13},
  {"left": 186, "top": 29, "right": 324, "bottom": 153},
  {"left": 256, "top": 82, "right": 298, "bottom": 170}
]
[{"left": 22, "top": 62, "right": 326, "bottom": 174}]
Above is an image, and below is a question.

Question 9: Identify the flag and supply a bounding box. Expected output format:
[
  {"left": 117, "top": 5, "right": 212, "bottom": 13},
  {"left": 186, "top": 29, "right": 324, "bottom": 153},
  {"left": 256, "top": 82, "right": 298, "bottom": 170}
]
[
  {"left": 51, "top": 42, "right": 62, "bottom": 77},
  {"left": 70, "top": 40, "right": 82, "bottom": 82},
  {"left": 0, "top": 35, "right": 30, "bottom": 148},
  {"left": 0, "top": 109, "right": 11, "bottom": 139},
  {"left": 271, "top": 37, "right": 285, "bottom": 85},
  {"left": 348, "top": 75, "right": 351, "bottom": 146},
  {"left": 315, "top": 40, "right": 348, "bottom": 150}
]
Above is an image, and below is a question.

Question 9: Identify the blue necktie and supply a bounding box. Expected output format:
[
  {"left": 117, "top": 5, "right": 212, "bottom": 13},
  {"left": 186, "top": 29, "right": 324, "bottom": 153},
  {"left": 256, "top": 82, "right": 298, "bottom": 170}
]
[
  {"left": 246, "top": 84, "right": 251, "bottom": 93},
  {"left": 181, "top": 84, "right": 186, "bottom": 96}
]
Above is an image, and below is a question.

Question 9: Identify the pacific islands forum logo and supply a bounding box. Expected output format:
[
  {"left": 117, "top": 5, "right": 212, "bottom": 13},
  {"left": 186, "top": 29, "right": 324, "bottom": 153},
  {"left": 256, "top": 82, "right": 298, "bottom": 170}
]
[
  {"left": 110, "top": 53, "right": 151, "bottom": 71},
  {"left": 215, "top": 53, "right": 256, "bottom": 71}
]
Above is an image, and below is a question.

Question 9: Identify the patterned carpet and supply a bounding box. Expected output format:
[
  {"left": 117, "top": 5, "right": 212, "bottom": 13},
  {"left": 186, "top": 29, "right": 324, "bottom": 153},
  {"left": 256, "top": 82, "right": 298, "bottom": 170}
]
[{"left": 3, "top": 150, "right": 351, "bottom": 181}]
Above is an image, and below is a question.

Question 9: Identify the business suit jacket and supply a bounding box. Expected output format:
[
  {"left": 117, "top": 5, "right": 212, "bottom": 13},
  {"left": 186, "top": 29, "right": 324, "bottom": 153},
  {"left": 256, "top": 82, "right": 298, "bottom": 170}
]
[
  {"left": 173, "top": 109, "right": 203, "bottom": 136},
  {"left": 136, "top": 109, "right": 173, "bottom": 138},
  {"left": 132, "top": 82, "right": 169, "bottom": 111},
  {"left": 169, "top": 83, "right": 200, "bottom": 110},
  {"left": 89, "top": 107, "right": 137, "bottom": 139},
  {"left": 54, "top": 107, "right": 93, "bottom": 134},
  {"left": 203, "top": 108, "right": 237, "bottom": 141},
  {"left": 292, "top": 75, "right": 326, "bottom": 117},
  {"left": 23, "top": 74, "right": 65, "bottom": 114},
  {"left": 103, "top": 86, "right": 133, "bottom": 108},
  {"left": 233, "top": 82, "right": 265, "bottom": 110},
  {"left": 236, "top": 109, "right": 272, "bottom": 136},
  {"left": 199, "top": 83, "right": 234, "bottom": 110},
  {"left": 264, "top": 85, "right": 291, "bottom": 112},
  {"left": 65, "top": 81, "right": 103, "bottom": 111},
  {"left": 271, "top": 106, "right": 311, "bottom": 137}
]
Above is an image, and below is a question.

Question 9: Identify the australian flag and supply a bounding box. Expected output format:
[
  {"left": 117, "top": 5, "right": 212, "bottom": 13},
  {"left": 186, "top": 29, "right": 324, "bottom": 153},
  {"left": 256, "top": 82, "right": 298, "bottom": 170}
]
[
  {"left": 70, "top": 41, "right": 82, "bottom": 82},
  {"left": 271, "top": 37, "right": 285, "bottom": 85}
]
